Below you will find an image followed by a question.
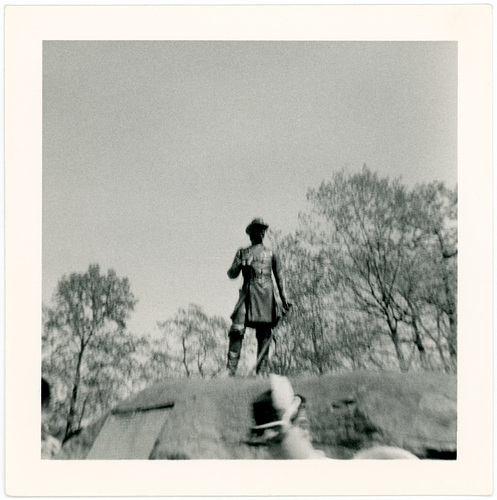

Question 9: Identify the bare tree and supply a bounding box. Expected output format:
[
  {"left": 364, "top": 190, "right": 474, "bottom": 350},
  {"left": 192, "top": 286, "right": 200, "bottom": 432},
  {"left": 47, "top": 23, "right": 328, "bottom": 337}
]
[
  {"left": 276, "top": 167, "right": 457, "bottom": 374},
  {"left": 158, "top": 304, "right": 229, "bottom": 378}
]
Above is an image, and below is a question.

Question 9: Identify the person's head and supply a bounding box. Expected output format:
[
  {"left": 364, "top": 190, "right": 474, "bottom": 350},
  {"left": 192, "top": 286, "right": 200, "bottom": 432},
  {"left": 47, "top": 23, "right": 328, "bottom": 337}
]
[
  {"left": 42, "top": 378, "right": 52, "bottom": 437},
  {"left": 42, "top": 378, "right": 51, "bottom": 411},
  {"left": 247, "top": 375, "right": 320, "bottom": 458},
  {"left": 245, "top": 218, "right": 269, "bottom": 244}
]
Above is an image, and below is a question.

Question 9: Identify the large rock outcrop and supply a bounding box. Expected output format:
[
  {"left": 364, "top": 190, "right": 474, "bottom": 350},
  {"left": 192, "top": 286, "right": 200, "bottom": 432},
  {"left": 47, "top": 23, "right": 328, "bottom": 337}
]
[{"left": 58, "top": 371, "right": 456, "bottom": 460}]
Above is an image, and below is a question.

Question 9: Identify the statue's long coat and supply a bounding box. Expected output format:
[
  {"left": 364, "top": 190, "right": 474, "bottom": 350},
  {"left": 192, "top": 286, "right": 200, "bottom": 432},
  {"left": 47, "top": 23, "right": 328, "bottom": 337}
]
[{"left": 228, "top": 244, "right": 287, "bottom": 328}]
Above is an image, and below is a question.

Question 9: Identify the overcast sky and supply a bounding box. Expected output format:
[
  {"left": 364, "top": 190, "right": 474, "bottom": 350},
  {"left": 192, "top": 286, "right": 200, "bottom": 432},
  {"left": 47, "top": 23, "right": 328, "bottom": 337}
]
[{"left": 43, "top": 41, "right": 457, "bottom": 336}]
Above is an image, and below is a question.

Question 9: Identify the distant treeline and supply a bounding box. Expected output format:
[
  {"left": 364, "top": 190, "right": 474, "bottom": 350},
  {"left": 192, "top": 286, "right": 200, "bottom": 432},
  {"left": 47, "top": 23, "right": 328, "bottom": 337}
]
[{"left": 42, "top": 166, "right": 456, "bottom": 443}]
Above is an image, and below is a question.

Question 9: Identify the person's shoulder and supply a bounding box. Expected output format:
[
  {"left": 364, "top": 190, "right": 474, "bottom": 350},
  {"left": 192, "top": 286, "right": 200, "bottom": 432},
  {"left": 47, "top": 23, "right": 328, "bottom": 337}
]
[
  {"left": 263, "top": 245, "right": 277, "bottom": 257},
  {"left": 233, "top": 246, "right": 250, "bottom": 257}
]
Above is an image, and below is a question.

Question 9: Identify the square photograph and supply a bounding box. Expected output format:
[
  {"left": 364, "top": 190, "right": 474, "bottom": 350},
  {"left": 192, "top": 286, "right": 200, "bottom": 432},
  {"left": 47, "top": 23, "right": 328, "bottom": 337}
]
[{"left": 41, "top": 40, "right": 457, "bottom": 462}]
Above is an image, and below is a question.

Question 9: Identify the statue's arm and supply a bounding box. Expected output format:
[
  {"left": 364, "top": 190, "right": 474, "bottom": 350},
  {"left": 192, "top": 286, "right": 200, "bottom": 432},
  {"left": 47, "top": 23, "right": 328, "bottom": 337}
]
[
  {"left": 272, "top": 253, "right": 290, "bottom": 308},
  {"left": 227, "top": 249, "right": 243, "bottom": 279}
]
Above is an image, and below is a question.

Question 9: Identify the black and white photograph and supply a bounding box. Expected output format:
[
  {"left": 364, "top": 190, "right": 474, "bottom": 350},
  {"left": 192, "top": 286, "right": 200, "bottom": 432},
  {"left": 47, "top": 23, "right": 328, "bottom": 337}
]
[
  {"left": 5, "top": 4, "right": 493, "bottom": 497},
  {"left": 41, "top": 39, "right": 459, "bottom": 460}
]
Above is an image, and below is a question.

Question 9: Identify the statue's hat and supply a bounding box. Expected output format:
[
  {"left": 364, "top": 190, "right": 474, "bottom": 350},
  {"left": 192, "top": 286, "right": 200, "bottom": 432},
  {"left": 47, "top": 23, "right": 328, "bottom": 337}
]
[{"left": 246, "top": 218, "right": 269, "bottom": 235}]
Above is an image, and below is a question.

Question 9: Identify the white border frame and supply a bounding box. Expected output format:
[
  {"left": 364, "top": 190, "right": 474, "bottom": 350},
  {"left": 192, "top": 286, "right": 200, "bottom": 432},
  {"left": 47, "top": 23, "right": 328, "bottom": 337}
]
[{"left": 5, "top": 5, "right": 493, "bottom": 496}]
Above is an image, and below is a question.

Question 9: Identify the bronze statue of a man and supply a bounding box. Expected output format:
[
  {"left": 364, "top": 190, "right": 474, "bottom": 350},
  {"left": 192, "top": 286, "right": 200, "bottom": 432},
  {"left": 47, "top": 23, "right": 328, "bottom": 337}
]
[{"left": 227, "top": 218, "right": 291, "bottom": 376}]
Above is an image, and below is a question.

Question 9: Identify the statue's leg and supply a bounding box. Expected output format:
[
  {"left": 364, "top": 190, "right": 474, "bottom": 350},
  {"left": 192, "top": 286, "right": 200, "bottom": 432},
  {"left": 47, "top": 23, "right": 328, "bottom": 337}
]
[
  {"left": 227, "top": 328, "right": 244, "bottom": 376},
  {"left": 227, "top": 296, "right": 247, "bottom": 376},
  {"left": 255, "top": 325, "right": 272, "bottom": 376}
]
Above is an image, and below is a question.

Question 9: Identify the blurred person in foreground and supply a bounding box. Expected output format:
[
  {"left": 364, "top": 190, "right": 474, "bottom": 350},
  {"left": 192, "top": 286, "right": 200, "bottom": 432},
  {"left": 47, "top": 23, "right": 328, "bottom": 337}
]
[
  {"left": 226, "top": 218, "right": 291, "bottom": 377},
  {"left": 42, "top": 378, "right": 61, "bottom": 459},
  {"left": 247, "top": 375, "right": 419, "bottom": 460}
]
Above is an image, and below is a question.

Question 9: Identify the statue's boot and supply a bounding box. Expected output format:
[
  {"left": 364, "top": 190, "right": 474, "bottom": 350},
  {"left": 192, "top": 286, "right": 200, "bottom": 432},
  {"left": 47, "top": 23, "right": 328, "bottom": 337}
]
[
  {"left": 256, "top": 329, "right": 271, "bottom": 377},
  {"left": 227, "top": 330, "right": 243, "bottom": 376},
  {"left": 227, "top": 352, "right": 240, "bottom": 376}
]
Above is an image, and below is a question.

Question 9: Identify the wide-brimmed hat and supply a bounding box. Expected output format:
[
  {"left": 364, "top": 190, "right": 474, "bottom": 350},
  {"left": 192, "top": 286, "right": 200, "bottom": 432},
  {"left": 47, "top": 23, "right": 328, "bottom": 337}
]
[
  {"left": 246, "top": 218, "right": 269, "bottom": 235},
  {"left": 246, "top": 375, "right": 305, "bottom": 446}
]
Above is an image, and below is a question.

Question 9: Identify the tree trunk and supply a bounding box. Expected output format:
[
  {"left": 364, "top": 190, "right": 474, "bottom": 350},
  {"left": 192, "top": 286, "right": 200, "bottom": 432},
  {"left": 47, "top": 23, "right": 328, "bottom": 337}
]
[
  {"left": 64, "top": 345, "right": 85, "bottom": 442},
  {"left": 442, "top": 271, "right": 457, "bottom": 363},
  {"left": 182, "top": 337, "right": 190, "bottom": 377},
  {"left": 391, "top": 333, "right": 408, "bottom": 372},
  {"left": 386, "top": 316, "right": 408, "bottom": 372},
  {"left": 411, "top": 317, "right": 427, "bottom": 369},
  {"left": 437, "top": 230, "right": 457, "bottom": 365}
]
